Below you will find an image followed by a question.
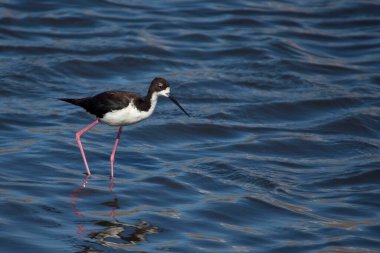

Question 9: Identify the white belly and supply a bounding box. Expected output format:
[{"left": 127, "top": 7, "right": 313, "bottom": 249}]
[{"left": 100, "top": 101, "right": 156, "bottom": 126}]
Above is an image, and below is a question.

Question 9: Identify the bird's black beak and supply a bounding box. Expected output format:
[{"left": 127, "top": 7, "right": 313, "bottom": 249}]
[{"left": 169, "top": 95, "right": 190, "bottom": 117}]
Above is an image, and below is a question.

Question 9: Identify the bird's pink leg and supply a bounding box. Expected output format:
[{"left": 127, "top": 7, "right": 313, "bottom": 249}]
[
  {"left": 75, "top": 119, "right": 99, "bottom": 175},
  {"left": 110, "top": 126, "right": 123, "bottom": 178}
]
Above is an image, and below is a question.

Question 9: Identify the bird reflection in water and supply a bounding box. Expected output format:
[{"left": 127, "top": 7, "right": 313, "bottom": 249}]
[
  {"left": 70, "top": 175, "right": 160, "bottom": 250},
  {"left": 89, "top": 220, "right": 159, "bottom": 249}
]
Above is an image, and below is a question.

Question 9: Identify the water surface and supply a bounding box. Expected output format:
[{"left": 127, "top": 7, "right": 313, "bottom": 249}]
[{"left": 1, "top": 0, "right": 380, "bottom": 252}]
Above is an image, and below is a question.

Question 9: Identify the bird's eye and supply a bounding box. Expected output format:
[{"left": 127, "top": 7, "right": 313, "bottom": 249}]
[{"left": 158, "top": 83, "right": 164, "bottom": 89}]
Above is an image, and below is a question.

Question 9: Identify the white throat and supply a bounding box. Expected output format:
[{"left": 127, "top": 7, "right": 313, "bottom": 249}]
[{"left": 157, "top": 87, "right": 170, "bottom": 97}]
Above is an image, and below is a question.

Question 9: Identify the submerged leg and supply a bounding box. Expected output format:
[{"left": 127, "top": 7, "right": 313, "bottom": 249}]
[
  {"left": 110, "top": 126, "right": 123, "bottom": 178},
  {"left": 76, "top": 119, "right": 99, "bottom": 175}
]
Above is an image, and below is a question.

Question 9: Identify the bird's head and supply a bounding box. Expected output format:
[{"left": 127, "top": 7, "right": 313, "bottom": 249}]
[
  {"left": 151, "top": 77, "right": 171, "bottom": 97},
  {"left": 150, "top": 77, "right": 190, "bottom": 117}
]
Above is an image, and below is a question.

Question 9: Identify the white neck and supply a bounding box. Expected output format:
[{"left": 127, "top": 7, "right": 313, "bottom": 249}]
[{"left": 149, "top": 92, "right": 159, "bottom": 112}]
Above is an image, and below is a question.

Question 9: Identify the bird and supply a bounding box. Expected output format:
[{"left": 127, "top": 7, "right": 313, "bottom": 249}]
[{"left": 60, "top": 77, "right": 190, "bottom": 178}]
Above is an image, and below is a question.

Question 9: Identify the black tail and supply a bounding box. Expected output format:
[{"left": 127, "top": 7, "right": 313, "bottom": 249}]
[{"left": 59, "top": 98, "right": 84, "bottom": 107}]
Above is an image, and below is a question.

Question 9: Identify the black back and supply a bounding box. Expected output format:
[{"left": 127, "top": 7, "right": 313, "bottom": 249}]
[{"left": 60, "top": 91, "right": 139, "bottom": 118}]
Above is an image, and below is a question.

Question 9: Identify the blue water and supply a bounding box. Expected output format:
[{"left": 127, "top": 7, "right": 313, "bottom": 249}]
[{"left": 1, "top": 0, "right": 380, "bottom": 252}]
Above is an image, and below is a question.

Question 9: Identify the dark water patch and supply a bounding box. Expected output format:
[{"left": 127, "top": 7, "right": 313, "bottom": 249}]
[
  {"left": 218, "top": 17, "right": 263, "bottom": 27},
  {"left": 281, "top": 59, "right": 360, "bottom": 76},
  {"left": 171, "top": 33, "right": 217, "bottom": 43},
  {"left": 141, "top": 176, "right": 197, "bottom": 193},
  {"left": 53, "top": 56, "right": 191, "bottom": 79},
  {"left": 218, "top": 136, "right": 376, "bottom": 160},
  {"left": 310, "top": 42, "right": 380, "bottom": 59},
  {"left": 133, "top": 122, "right": 250, "bottom": 146},
  {"left": 0, "top": 16, "right": 99, "bottom": 29},
  {"left": 246, "top": 96, "right": 364, "bottom": 123},
  {"left": 314, "top": 169, "right": 380, "bottom": 188},
  {"left": 179, "top": 170, "right": 241, "bottom": 193},
  {"left": 209, "top": 47, "right": 266, "bottom": 60},
  {"left": 316, "top": 19, "right": 380, "bottom": 30},
  {"left": 371, "top": 75, "right": 380, "bottom": 86},
  {"left": 270, "top": 39, "right": 321, "bottom": 60},
  {"left": 198, "top": 161, "right": 278, "bottom": 190},
  {"left": 1, "top": 1, "right": 61, "bottom": 13},
  {"left": 312, "top": 114, "right": 378, "bottom": 137}
]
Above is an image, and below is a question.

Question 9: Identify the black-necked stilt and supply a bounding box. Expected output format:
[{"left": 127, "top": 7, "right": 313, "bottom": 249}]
[{"left": 60, "top": 77, "right": 190, "bottom": 178}]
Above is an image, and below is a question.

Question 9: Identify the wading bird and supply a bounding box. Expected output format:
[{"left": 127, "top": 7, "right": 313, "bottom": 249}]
[{"left": 60, "top": 77, "right": 190, "bottom": 178}]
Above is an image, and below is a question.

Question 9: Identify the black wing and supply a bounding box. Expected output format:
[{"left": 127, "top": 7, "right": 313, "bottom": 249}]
[{"left": 60, "top": 91, "right": 139, "bottom": 118}]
